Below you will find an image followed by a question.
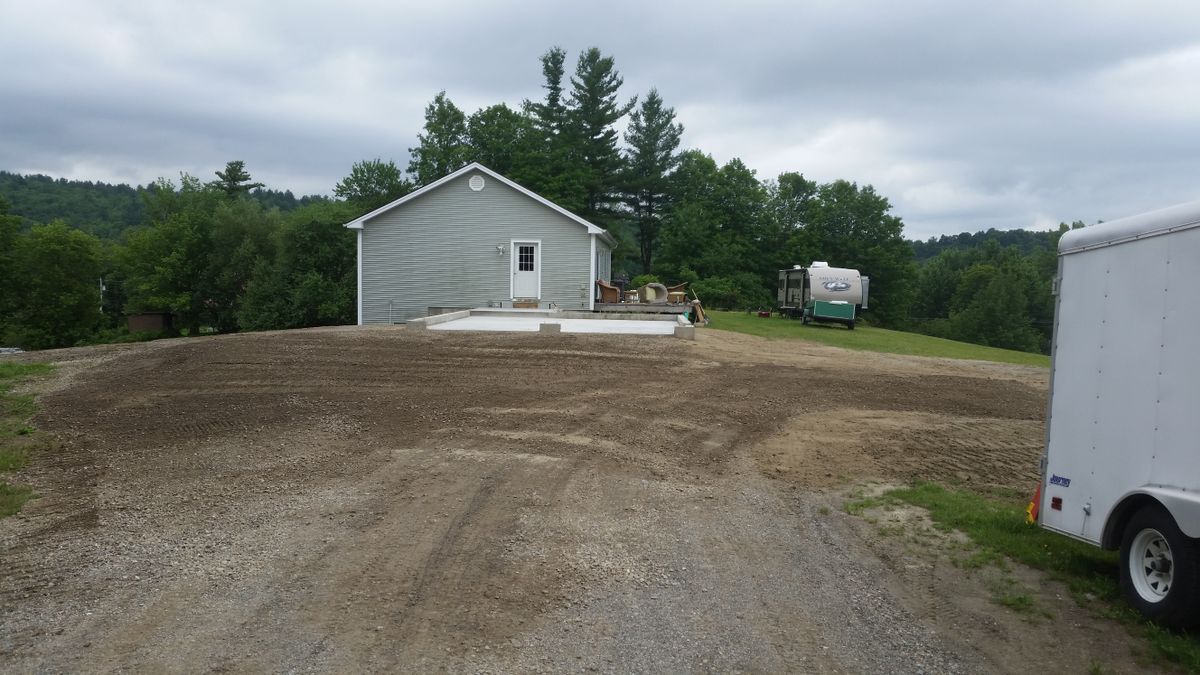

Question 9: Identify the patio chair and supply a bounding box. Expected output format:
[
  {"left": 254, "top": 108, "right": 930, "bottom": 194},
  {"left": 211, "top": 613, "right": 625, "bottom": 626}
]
[
  {"left": 666, "top": 282, "right": 688, "bottom": 304},
  {"left": 596, "top": 279, "right": 621, "bottom": 304}
]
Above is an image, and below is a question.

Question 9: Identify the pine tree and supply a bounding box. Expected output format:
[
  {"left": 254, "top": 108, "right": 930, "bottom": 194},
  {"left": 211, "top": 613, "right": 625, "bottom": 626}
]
[
  {"left": 622, "top": 88, "right": 683, "bottom": 272},
  {"left": 567, "top": 47, "right": 636, "bottom": 221},
  {"left": 526, "top": 47, "right": 569, "bottom": 137},
  {"left": 210, "top": 160, "right": 265, "bottom": 196},
  {"left": 517, "top": 47, "right": 588, "bottom": 213}
]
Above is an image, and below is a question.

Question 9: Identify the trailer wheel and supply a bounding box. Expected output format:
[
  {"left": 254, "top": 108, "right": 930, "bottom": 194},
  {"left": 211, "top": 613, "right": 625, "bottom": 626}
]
[
  {"left": 847, "top": 320, "right": 856, "bottom": 330},
  {"left": 1119, "top": 505, "right": 1200, "bottom": 629}
]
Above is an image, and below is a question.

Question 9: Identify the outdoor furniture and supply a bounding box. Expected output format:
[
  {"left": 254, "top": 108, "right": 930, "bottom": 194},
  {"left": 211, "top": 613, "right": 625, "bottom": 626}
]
[
  {"left": 596, "top": 279, "right": 621, "bottom": 304},
  {"left": 639, "top": 283, "right": 669, "bottom": 304},
  {"left": 624, "top": 290, "right": 640, "bottom": 303},
  {"left": 666, "top": 282, "right": 688, "bottom": 304}
]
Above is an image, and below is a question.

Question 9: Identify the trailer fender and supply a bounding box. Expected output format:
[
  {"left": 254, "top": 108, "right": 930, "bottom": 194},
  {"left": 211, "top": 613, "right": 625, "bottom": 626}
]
[{"left": 1102, "top": 488, "right": 1200, "bottom": 549}]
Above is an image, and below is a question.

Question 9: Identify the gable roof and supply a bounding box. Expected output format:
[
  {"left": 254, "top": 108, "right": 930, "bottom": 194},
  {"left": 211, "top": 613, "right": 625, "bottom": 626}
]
[{"left": 343, "top": 162, "right": 616, "bottom": 246}]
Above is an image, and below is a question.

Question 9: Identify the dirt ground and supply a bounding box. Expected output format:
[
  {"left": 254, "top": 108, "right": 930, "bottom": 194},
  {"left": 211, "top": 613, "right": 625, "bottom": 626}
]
[{"left": 0, "top": 326, "right": 1159, "bottom": 673}]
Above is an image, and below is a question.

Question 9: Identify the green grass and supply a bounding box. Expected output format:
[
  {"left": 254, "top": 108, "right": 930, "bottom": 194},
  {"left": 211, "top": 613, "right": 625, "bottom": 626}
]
[
  {"left": 0, "top": 362, "right": 54, "bottom": 386},
  {"left": 0, "top": 483, "right": 33, "bottom": 517},
  {"left": 885, "top": 482, "right": 1200, "bottom": 671},
  {"left": 994, "top": 588, "right": 1043, "bottom": 616},
  {"left": 844, "top": 495, "right": 890, "bottom": 516},
  {"left": 704, "top": 311, "right": 1050, "bottom": 367},
  {"left": 0, "top": 362, "right": 54, "bottom": 518}
]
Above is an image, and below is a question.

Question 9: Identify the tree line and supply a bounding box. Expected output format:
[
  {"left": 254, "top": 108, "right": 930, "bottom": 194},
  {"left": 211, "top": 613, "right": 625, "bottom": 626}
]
[
  {"left": 0, "top": 170, "right": 326, "bottom": 239},
  {"left": 908, "top": 223, "right": 1084, "bottom": 353},
  {"left": 1, "top": 46, "right": 1076, "bottom": 354},
  {"left": 0, "top": 164, "right": 358, "bottom": 349}
]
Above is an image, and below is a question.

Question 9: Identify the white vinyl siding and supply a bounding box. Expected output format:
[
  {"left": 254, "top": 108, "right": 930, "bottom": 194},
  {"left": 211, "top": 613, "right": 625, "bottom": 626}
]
[{"left": 360, "top": 169, "right": 593, "bottom": 323}]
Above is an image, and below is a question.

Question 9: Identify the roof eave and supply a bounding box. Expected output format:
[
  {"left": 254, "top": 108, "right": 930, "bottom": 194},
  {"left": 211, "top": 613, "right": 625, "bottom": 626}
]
[
  {"left": 341, "top": 162, "right": 613, "bottom": 241},
  {"left": 594, "top": 229, "right": 617, "bottom": 247},
  {"left": 342, "top": 164, "right": 482, "bottom": 229}
]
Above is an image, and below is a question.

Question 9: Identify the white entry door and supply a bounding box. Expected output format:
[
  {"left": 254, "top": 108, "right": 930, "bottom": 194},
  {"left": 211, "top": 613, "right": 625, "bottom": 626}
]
[{"left": 512, "top": 241, "right": 540, "bottom": 299}]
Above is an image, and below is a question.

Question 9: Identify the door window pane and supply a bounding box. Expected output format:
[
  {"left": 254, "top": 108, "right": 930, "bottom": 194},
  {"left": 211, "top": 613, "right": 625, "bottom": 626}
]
[{"left": 519, "top": 245, "right": 535, "bottom": 271}]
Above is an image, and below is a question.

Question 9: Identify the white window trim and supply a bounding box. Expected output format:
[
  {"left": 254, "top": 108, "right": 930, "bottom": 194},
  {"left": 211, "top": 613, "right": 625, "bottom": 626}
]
[{"left": 510, "top": 239, "right": 542, "bottom": 300}]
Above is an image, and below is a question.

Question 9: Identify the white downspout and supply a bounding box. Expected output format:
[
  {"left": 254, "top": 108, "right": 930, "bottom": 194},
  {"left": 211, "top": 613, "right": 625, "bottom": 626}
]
[{"left": 356, "top": 229, "right": 363, "bottom": 325}]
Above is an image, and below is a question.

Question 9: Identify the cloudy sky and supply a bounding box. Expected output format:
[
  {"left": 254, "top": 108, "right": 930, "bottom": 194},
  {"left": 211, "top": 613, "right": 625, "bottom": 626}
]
[{"left": 2, "top": 1, "right": 1198, "bottom": 239}]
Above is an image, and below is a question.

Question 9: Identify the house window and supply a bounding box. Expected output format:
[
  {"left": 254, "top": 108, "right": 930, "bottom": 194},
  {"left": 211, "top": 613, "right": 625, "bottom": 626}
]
[{"left": 518, "top": 245, "right": 535, "bottom": 271}]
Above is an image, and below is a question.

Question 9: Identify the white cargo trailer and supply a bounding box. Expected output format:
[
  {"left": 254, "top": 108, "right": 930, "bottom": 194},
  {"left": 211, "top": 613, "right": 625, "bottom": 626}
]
[{"left": 1039, "top": 200, "right": 1200, "bottom": 628}]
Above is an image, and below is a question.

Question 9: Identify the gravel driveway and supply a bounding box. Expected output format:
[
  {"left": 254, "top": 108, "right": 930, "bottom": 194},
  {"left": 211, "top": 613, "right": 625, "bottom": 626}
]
[{"left": 0, "top": 327, "right": 1153, "bottom": 673}]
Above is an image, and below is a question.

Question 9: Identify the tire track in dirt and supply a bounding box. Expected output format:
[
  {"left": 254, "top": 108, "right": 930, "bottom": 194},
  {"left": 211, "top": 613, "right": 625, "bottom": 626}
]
[
  {"left": 394, "top": 464, "right": 506, "bottom": 634},
  {"left": 3, "top": 327, "right": 1065, "bottom": 672},
  {"left": 755, "top": 409, "right": 1044, "bottom": 490}
]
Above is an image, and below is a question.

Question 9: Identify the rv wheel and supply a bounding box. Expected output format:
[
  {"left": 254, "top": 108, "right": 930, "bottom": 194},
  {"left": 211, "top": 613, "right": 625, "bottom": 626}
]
[
  {"left": 847, "top": 321, "right": 855, "bottom": 330},
  {"left": 1119, "top": 506, "right": 1200, "bottom": 629}
]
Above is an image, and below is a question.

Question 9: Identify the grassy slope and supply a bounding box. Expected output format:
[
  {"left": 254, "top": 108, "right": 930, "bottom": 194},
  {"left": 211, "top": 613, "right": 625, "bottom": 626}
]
[
  {"left": 705, "top": 311, "right": 1050, "bottom": 367},
  {"left": 882, "top": 484, "right": 1200, "bottom": 672},
  {"left": 0, "top": 361, "right": 54, "bottom": 517}
]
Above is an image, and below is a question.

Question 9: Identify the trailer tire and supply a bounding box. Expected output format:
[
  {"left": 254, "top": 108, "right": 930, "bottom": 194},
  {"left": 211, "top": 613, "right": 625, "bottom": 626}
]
[
  {"left": 1119, "top": 505, "right": 1200, "bottom": 629},
  {"left": 847, "top": 320, "right": 855, "bottom": 330}
]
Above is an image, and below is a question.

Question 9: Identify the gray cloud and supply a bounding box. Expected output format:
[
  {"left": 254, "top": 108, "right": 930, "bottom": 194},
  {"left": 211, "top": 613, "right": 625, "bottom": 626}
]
[{"left": 2, "top": 0, "right": 1198, "bottom": 239}]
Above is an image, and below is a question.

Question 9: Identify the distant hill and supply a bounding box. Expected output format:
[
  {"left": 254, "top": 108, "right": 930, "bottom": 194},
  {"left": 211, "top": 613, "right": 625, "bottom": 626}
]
[
  {"left": 0, "top": 172, "right": 145, "bottom": 238},
  {"left": 0, "top": 171, "right": 328, "bottom": 239},
  {"left": 909, "top": 227, "right": 1063, "bottom": 262}
]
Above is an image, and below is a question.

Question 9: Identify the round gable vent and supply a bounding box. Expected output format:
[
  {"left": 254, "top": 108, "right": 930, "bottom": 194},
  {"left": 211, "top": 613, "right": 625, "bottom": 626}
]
[{"left": 469, "top": 175, "right": 485, "bottom": 191}]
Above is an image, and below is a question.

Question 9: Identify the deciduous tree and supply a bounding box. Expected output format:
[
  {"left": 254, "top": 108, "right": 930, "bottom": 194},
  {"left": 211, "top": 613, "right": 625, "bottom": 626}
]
[
  {"left": 785, "top": 179, "right": 915, "bottom": 325},
  {"left": 121, "top": 175, "right": 222, "bottom": 335},
  {"left": 206, "top": 198, "right": 281, "bottom": 332},
  {"left": 408, "top": 92, "right": 470, "bottom": 185},
  {"left": 6, "top": 221, "right": 103, "bottom": 349},
  {"left": 334, "top": 159, "right": 412, "bottom": 213},
  {"left": 238, "top": 201, "right": 357, "bottom": 330},
  {"left": 658, "top": 152, "right": 770, "bottom": 294},
  {"left": 466, "top": 104, "right": 535, "bottom": 177}
]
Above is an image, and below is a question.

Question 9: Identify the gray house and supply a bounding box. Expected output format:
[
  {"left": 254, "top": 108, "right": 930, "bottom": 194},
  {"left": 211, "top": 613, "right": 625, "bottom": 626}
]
[{"left": 345, "top": 163, "right": 616, "bottom": 324}]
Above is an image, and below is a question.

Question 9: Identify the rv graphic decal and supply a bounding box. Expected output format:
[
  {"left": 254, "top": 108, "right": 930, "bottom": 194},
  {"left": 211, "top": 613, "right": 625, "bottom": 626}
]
[
  {"left": 1049, "top": 474, "right": 1071, "bottom": 487},
  {"left": 822, "top": 281, "right": 852, "bottom": 292}
]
